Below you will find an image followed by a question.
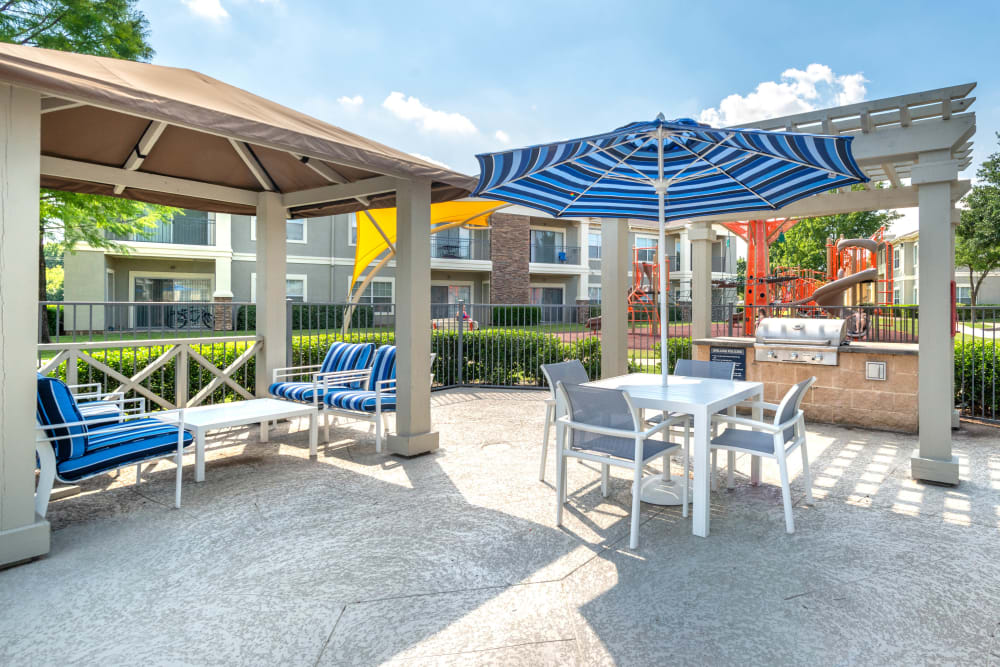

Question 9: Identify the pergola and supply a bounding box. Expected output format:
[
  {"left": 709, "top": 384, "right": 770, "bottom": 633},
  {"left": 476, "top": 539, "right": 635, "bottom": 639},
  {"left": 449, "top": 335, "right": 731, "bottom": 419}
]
[
  {"left": 0, "top": 44, "right": 474, "bottom": 566},
  {"left": 600, "top": 83, "right": 976, "bottom": 487}
]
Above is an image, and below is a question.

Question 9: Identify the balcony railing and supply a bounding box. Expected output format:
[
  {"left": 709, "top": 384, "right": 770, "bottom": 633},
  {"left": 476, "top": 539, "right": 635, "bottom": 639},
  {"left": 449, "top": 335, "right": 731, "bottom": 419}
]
[
  {"left": 530, "top": 244, "right": 581, "bottom": 264},
  {"left": 430, "top": 236, "right": 491, "bottom": 261},
  {"left": 108, "top": 217, "right": 216, "bottom": 246}
]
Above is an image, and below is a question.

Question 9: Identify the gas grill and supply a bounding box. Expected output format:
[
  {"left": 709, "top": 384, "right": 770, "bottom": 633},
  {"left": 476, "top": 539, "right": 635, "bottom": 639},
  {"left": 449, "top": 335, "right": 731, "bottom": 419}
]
[{"left": 754, "top": 318, "right": 848, "bottom": 366}]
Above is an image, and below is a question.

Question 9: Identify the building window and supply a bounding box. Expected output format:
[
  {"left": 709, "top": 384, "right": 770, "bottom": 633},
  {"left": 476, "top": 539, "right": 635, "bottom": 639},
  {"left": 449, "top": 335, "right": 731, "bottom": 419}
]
[
  {"left": 588, "top": 286, "right": 601, "bottom": 302},
  {"left": 893, "top": 288, "right": 901, "bottom": 305},
  {"left": 893, "top": 247, "right": 900, "bottom": 270},
  {"left": 588, "top": 232, "right": 601, "bottom": 259},
  {"left": 634, "top": 236, "right": 657, "bottom": 263},
  {"left": 250, "top": 217, "right": 307, "bottom": 243},
  {"left": 250, "top": 273, "right": 308, "bottom": 302},
  {"left": 349, "top": 215, "right": 359, "bottom": 245},
  {"left": 956, "top": 286, "right": 972, "bottom": 305},
  {"left": 358, "top": 279, "right": 393, "bottom": 313},
  {"left": 913, "top": 243, "right": 918, "bottom": 268}
]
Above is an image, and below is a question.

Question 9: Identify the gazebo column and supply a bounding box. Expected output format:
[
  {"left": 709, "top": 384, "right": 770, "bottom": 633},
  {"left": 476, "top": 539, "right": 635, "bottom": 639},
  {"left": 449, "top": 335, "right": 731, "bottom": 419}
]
[
  {"left": 387, "top": 178, "right": 438, "bottom": 456},
  {"left": 254, "top": 192, "right": 288, "bottom": 396},
  {"left": 601, "top": 218, "right": 629, "bottom": 378},
  {"left": 689, "top": 222, "right": 717, "bottom": 340},
  {"left": 0, "top": 85, "right": 49, "bottom": 567},
  {"left": 911, "top": 152, "right": 960, "bottom": 484}
]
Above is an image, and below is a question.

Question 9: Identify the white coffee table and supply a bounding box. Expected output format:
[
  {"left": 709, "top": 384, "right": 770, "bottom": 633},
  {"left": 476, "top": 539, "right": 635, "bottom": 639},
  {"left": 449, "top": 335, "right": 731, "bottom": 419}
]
[{"left": 156, "top": 398, "right": 319, "bottom": 482}]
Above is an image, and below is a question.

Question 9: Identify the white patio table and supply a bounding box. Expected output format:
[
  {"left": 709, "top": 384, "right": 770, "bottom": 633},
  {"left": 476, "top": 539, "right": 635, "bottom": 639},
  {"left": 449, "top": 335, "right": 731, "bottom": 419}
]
[
  {"left": 156, "top": 398, "right": 318, "bottom": 482},
  {"left": 584, "top": 373, "right": 764, "bottom": 537}
]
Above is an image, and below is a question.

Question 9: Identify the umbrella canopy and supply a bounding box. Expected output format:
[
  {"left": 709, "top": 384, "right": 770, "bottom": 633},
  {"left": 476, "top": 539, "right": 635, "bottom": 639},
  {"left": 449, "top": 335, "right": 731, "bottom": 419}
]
[{"left": 472, "top": 116, "right": 867, "bottom": 383}]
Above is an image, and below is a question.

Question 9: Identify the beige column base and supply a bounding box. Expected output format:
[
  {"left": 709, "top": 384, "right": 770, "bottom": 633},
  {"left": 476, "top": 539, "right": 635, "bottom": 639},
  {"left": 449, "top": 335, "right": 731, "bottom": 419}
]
[
  {"left": 0, "top": 515, "right": 50, "bottom": 569},
  {"left": 387, "top": 431, "right": 440, "bottom": 457},
  {"left": 911, "top": 454, "right": 960, "bottom": 486}
]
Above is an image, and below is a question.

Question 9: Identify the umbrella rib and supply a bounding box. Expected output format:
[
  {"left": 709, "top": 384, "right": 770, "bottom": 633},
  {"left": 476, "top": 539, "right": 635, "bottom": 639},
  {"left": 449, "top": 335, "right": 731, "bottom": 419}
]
[
  {"left": 556, "top": 137, "right": 653, "bottom": 215},
  {"left": 585, "top": 137, "right": 660, "bottom": 184},
  {"left": 668, "top": 136, "right": 777, "bottom": 209},
  {"left": 682, "top": 134, "right": 856, "bottom": 179},
  {"left": 660, "top": 132, "right": 735, "bottom": 186}
]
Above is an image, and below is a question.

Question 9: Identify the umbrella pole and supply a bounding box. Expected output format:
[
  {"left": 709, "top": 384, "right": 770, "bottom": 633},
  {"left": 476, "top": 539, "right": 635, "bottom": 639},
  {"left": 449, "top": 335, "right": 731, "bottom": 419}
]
[{"left": 656, "top": 131, "right": 668, "bottom": 386}]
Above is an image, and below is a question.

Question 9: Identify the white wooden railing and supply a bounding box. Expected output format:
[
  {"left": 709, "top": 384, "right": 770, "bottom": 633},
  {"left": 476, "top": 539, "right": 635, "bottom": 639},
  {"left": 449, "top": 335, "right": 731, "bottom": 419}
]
[{"left": 37, "top": 336, "right": 262, "bottom": 410}]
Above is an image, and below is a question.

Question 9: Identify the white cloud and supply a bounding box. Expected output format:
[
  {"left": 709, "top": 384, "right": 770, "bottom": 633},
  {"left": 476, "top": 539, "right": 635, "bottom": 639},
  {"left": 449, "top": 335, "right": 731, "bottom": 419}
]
[
  {"left": 494, "top": 130, "right": 510, "bottom": 144},
  {"left": 182, "top": 0, "right": 229, "bottom": 21},
  {"left": 409, "top": 153, "right": 452, "bottom": 169},
  {"left": 338, "top": 95, "right": 364, "bottom": 108},
  {"left": 382, "top": 92, "right": 477, "bottom": 135},
  {"left": 699, "top": 64, "right": 867, "bottom": 127}
]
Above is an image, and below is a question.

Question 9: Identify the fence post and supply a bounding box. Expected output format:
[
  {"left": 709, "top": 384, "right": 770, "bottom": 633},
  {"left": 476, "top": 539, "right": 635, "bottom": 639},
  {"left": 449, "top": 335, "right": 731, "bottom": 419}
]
[
  {"left": 456, "top": 300, "right": 465, "bottom": 386},
  {"left": 286, "top": 299, "right": 294, "bottom": 367},
  {"left": 175, "top": 345, "right": 189, "bottom": 409}
]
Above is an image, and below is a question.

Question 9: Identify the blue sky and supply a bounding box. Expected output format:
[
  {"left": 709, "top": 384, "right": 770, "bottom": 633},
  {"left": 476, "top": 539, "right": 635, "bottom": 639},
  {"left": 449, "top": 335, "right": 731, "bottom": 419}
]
[{"left": 140, "top": 0, "right": 998, "bottom": 230}]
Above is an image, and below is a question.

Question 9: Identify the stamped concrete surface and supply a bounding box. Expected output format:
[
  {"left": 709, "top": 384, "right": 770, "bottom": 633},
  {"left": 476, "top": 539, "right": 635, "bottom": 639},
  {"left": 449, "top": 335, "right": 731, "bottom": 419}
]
[{"left": 2, "top": 388, "right": 1000, "bottom": 665}]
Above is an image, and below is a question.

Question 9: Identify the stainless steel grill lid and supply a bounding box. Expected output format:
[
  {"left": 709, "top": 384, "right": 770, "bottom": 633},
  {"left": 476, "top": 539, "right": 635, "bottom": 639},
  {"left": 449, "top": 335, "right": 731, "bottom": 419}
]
[{"left": 755, "top": 318, "right": 848, "bottom": 347}]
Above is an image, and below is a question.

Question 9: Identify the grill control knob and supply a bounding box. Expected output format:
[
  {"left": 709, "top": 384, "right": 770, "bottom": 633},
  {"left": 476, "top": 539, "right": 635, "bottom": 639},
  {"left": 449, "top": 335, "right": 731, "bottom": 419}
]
[
  {"left": 815, "top": 354, "right": 823, "bottom": 362},
  {"left": 790, "top": 352, "right": 798, "bottom": 360},
  {"left": 767, "top": 351, "right": 776, "bottom": 359}
]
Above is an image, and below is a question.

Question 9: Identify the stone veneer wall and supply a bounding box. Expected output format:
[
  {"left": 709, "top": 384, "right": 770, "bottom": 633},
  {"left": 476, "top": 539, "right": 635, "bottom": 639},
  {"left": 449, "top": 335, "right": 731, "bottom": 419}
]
[
  {"left": 489, "top": 212, "right": 530, "bottom": 304},
  {"left": 693, "top": 339, "right": 918, "bottom": 433}
]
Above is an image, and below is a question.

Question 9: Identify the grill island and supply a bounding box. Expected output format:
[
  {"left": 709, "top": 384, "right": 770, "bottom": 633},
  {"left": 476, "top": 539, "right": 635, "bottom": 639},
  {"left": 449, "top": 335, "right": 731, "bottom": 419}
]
[{"left": 754, "top": 318, "right": 848, "bottom": 366}]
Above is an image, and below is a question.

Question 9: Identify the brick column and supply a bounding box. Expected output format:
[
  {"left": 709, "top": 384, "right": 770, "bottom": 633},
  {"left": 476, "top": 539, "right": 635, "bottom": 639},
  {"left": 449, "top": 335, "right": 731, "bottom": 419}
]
[{"left": 489, "top": 212, "right": 530, "bottom": 303}]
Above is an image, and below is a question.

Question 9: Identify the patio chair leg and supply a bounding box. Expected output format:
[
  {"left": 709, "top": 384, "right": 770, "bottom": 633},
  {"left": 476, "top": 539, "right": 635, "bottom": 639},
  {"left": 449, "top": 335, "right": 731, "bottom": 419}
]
[
  {"left": 374, "top": 415, "right": 382, "bottom": 454},
  {"left": 711, "top": 449, "right": 718, "bottom": 491},
  {"left": 35, "top": 441, "right": 56, "bottom": 519},
  {"left": 682, "top": 426, "right": 689, "bottom": 518},
  {"left": 800, "top": 439, "right": 814, "bottom": 505},
  {"left": 601, "top": 463, "right": 609, "bottom": 498},
  {"left": 555, "top": 423, "right": 566, "bottom": 527},
  {"left": 324, "top": 412, "right": 330, "bottom": 442},
  {"left": 777, "top": 453, "right": 794, "bottom": 534},
  {"left": 629, "top": 451, "right": 642, "bottom": 550},
  {"left": 727, "top": 451, "right": 735, "bottom": 489},
  {"left": 540, "top": 402, "right": 553, "bottom": 482},
  {"left": 135, "top": 463, "right": 141, "bottom": 487},
  {"left": 175, "top": 437, "right": 183, "bottom": 510}
]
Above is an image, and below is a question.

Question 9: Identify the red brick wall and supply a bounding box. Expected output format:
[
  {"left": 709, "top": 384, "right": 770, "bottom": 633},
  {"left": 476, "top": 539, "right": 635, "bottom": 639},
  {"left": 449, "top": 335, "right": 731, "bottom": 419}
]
[{"left": 489, "top": 212, "right": 529, "bottom": 304}]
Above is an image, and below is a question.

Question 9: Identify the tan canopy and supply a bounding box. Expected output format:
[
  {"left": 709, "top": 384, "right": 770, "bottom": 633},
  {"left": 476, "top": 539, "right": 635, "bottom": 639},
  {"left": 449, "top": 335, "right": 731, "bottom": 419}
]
[{"left": 0, "top": 43, "right": 475, "bottom": 215}]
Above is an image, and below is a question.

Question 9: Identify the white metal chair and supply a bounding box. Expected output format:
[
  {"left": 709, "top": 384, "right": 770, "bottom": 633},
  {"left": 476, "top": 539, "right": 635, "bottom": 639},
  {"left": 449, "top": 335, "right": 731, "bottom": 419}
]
[
  {"left": 709, "top": 377, "right": 816, "bottom": 533},
  {"left": 555, "top": 381, "right": 682, "bottom": 549},
  {"left": 539, "top": 360, "right": 590, "bottom": 482}
]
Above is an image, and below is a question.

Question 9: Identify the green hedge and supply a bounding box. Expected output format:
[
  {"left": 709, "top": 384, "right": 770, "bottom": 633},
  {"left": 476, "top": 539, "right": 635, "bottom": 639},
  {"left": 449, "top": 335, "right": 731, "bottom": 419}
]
[
  {"left": 236, "top": 304, "right": 375, "bottom": 331},
  {"left": 491, "top": 305, "right": 541, "bottom": 327},
  {"left": 955, "top": 338, "right": 999, "bottom": 416},
  {"left": 44, "top": 304, "right": 66, "bottom": 336},
  {"left": 652, "top": 338, "right": 693, "bottom": 374},
  {"left": 956, "top": 305, "right": 1000, "bottom": 323}
]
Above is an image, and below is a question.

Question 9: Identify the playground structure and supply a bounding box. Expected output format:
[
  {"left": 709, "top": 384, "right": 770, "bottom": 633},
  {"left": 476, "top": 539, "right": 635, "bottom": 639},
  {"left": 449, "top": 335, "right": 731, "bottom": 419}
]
[
  {"left": 721, "top": 219, "right": 895, "bottom": 336},
  {"left": 627, "top": 246, "right": 668, "bottom": 334}
]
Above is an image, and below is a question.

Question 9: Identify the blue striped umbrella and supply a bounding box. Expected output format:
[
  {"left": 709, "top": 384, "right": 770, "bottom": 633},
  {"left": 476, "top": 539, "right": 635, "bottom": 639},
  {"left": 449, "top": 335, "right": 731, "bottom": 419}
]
[{"left": 473, "top": 115, "right": 867, "bottom": 384}]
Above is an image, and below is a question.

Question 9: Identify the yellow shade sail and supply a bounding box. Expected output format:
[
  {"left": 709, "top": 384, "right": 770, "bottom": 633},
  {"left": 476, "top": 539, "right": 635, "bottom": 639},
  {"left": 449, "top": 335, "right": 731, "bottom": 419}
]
[{"left": 351, "top": 201, "right": 506, "bottom": 285}]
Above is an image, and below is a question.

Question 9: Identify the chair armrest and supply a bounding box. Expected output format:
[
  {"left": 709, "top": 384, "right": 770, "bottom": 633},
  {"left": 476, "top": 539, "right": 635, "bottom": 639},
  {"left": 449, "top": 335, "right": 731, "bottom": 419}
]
[
  {"left": 735, "top": 400, "right": 780, "bottom": 412},
  {"left": 711, "top": 414, "right": 783, "bottom": 434},
  {"left": 556, "top": 415, "right": 648, "bottom": 441},
  {"left": 320, "top": 369, "right": 371, "bottom": 388},
  {"left": 67, "top": 382, "right": 103, "bottom": 398},
  {"left": 374, "top": 378, "right": 397, "bottom": 392},
  {"left": 642, "top": 415, "right": 683, "bottom": 438},
  {"left": 35, "top": 407, "right": 191, "bottom": 440},
  {"left": 272, "top": 364, "right": 323, "bottom": 381}
]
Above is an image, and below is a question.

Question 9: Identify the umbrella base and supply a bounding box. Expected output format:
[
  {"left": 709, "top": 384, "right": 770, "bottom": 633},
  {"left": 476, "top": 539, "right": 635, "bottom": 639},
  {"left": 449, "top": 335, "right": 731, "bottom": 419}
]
[{"left": 632, "top": 474, "right": 689, "bottom": 506}]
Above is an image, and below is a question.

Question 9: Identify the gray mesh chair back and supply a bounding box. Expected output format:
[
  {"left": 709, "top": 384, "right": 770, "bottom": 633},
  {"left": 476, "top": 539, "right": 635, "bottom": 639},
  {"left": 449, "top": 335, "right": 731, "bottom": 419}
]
[
  {"left": 559, "top": 382, "right": 650, "bottom": 460},
  {"left": 776, "top": 377, "right": 815, "bottom": 441},
  {"left": 674, "top": 359, "right": 735, "bottom": 380},
  {"left": 541, "top": 360, "right": 590, "bottom": 399}
]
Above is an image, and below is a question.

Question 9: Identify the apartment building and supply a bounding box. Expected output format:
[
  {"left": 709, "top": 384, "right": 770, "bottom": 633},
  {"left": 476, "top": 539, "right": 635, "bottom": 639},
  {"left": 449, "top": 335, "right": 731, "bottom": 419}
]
[
  {"left": 890, "top": 230, "right": 1000, "bottom": 305},
  {"left": 63, "top": 206, "right": 739, "bottom": 322}
]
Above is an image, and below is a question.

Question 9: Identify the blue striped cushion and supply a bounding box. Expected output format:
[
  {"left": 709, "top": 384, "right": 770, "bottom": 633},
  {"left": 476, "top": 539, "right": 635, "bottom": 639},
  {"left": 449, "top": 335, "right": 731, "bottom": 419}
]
[
  {"left": 78, "top": 401, "right": 124, "bottom": 423},
  {"left": 36, "top": 376, "right": 88, "bottom": 461},
  {"left": 58, "top": 418, "right": 193, "bottom": 481},
  {"left": 321, "top": 342, "right": 376, "bottom": 387},
  {"left": 267, "top": 381, "right": 345, "bottom": 402},
  {"left": 326, "top": 390, "right": 396, "bottom": 413},
  {"left": 369, "top": 345, "right": 397, "bottom": 387}
]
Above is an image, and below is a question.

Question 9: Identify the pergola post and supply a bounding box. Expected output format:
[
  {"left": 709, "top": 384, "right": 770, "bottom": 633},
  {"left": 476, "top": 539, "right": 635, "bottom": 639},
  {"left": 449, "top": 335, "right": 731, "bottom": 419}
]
[
  {"left": 254, "top": 192, "right": 288, "bottom": 396},
  {"left": 911, "top": 151, "right": 960, "bottom": 484},
  {"left": 387, "top": 178, "right": 438, "bottom": 456},
  {"left": 601, "top": 218, "right": 629, "bottom": 378},
  {"left": 689, "top": 222, "right": 717, "bottom": 340},
  {"left": 0, "top": 84, "right": 50, "bottom": 567}
]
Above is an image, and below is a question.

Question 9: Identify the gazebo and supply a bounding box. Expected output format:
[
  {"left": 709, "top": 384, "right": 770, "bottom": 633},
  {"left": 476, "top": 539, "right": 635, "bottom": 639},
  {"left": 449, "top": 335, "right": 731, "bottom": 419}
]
[{"left": 0, "top": 43, "right": 474, "bottom": 567}]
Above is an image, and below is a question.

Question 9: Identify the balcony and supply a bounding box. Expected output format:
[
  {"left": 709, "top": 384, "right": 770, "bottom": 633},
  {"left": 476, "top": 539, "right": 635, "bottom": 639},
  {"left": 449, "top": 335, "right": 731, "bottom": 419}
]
[
  {"left": 430, "top": 236, "right": 491, "bottom": 261},
  {"left": 712, "top": 256, "right": 734, "bottom": 273},
  {"left": 530, "top": 244, "right": 581, "bottom": 264},
  {"left": 108, "top": 215, "right": 216, "bottom": 246}
]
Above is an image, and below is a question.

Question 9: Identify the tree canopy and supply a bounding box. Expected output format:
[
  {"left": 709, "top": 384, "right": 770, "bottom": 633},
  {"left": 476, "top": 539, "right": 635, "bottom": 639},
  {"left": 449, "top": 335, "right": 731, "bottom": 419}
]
[
  {"left": 0, "top": 1, "right": 152, "bottom": 59},
  {"left": 956, "top": 132, "right": 1000, "bottom": 306}
]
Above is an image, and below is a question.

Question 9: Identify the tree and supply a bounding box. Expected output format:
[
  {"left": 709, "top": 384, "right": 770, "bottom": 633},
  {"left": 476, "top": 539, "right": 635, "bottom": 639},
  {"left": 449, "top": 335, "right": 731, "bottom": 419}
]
[
  {"left": 0, "top": 2, "right": 174, "bottom": 339},
  {"left": 956, "top": 132, "right": 1000, "bottom": 306},
  {"left": 769, "top": 187, "right": 900, "bottom": 274}
]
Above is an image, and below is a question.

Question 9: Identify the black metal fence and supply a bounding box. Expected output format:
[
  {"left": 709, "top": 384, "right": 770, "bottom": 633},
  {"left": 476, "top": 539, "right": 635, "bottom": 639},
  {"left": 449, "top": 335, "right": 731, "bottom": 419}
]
[{"left": 955, "top": 305, "right": 1000, "bottom": 423}]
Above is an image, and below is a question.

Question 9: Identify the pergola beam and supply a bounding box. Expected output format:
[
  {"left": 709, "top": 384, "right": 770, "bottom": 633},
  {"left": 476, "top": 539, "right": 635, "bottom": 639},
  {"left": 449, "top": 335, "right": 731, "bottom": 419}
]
[
  {"left": 281, "top": 175, "right": 398, "bottom": 209},
  {"left": 40, "top": 155, "right": 260, "bottom": 206},
  {"left": 114, "top": 120, "right": 167, "bottom": 195},
  {"left": 229, "top": 139, "right": 277, "bottom": 192},
  {"left": 295, "top": 154, "right": 370, "bottom": 207}
]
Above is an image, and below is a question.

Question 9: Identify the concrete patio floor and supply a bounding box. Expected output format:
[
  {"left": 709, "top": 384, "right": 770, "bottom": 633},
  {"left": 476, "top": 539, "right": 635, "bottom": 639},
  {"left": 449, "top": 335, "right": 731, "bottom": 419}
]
[{"left": 3, "top": 388, "right": 1000, "bottom": 665}]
